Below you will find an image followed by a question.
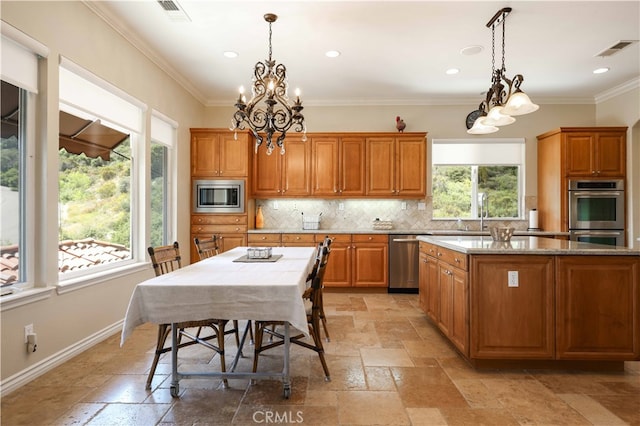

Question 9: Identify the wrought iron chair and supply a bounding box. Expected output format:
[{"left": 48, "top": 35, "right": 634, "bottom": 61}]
[{"left": 145, "top": 241, "right": 236, "bottom": 389}]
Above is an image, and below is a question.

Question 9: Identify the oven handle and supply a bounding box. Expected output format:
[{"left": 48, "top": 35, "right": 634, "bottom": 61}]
[
  {"left": 571, "top": 191, "right": 622, "bottom": 197},
  {"left": 571, "top": 230, "right": 623, "bottom": 236}
]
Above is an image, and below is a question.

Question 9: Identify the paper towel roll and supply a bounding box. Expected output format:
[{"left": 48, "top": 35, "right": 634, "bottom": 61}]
[{"left": 528, "top": 209, "right": 539, "bottom": 229}]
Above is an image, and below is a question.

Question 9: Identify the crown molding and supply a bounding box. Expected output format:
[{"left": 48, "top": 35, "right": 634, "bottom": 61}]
[
  {"left": 83, "top": 1, "right": 207, "bottom": 105},
  {"left": 595, "top": 77, "right": 640, "bottom": 104}
]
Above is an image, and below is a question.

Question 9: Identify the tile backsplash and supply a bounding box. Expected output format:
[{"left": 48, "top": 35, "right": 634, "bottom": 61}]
[{"left": 254, "top": 197, "right": 537, "bottom": 231}]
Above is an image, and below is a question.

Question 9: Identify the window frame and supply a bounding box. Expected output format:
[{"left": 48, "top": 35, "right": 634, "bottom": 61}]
[{"left": 57, "top": 58, "right": 147, "bottom": 286}]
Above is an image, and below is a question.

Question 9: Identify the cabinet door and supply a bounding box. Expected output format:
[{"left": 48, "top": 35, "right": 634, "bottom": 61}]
[
  {"left": 252, "top": 145, "right": 282, "bottom": 196},
  {"left": 191, "top": 132, "right": 221, "bottom": 177},
  {"left": 595, "top": 132, "right": 625, "bottom": 176},
  {"left": 352, "top": 242, "right": 388, "bottom": 287},
  {"left": 556, "top": 256, "right": 639, "bottom": 360},
  {"left": 425, "top": 256, "right": 439, "bottom": 322},
  {"left": 311, "top": 137, "right": 340, "bottom": 196},
  {"left": 450, "top": 269, "right": 469, "bottom": 356},
  {"left": 366, "top": 137, "right": 395, "bottom": 196},
  {"left": 281, "top": 136, "right": 311, "bottom": 196},
  {"left": 396, "top": 137, "right": 426, "bottom": 196},
  {"left": 218, "top": 234, "right": 246, "bottom": 253},
  {"left": 323, "top": 242, "right": 351, "bottom": 287},
  {"left": 565, "top": 133, "right": 594, "bottom": 176},
  {"left": 470, "top": 255, "right": 555, "bottom": 359},
  {"left": 437, "top": 264, "right": 453, "bottom": 336},
  {"left": 418, "top": 251, "right": 429, "bottom": 312},
  {"left": 340, "top": 137, "right": 366, "bottom": 196},
  {"left": 218, "top": 132, "right": 249, "bottom": 177}
]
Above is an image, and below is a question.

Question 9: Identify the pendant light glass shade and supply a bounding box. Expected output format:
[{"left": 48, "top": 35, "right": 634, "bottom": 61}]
[
  {"left": 502, "top": 90, "right": 539, "bottom": 116},
  {"left": 467, "top": 116, "right": 498, "bottom": 134},
  {"left": 483, "top": 105, "right": 516, "bottom": 126}
]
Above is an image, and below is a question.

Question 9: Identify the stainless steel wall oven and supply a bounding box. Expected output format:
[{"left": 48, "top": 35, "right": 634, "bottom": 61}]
[{"left": 568, "top": 179, "right": 625, "bottom": 245}]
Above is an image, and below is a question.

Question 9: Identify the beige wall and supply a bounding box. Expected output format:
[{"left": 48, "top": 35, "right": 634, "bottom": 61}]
[{"left": 1, "top": 1, "right": 204, "bottom": 389}]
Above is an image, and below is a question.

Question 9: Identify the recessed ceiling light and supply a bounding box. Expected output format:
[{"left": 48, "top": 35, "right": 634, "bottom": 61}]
[
  {"left": 446, "top": 68, "right": 460, "bottom": 75},
  {"left": 325, "top": 50, "right": 341, "bottom": 58},
  {"left": 460, "top": 45, "right": 483, "bottom": 56},
  {"left": 593, "top": 67, "right": 610, "bottom": 74},
  {"left": 223, "top": 51, "right": 238, "bottom": 59}
]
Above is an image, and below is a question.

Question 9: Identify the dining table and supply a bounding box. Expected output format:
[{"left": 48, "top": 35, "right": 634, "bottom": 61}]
[{"left": 120, "top": 245, "right": 317, "bottom": 398}]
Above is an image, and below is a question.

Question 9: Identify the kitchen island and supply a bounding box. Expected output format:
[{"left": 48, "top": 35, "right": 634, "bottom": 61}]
[{"left": 417, "top": 235, "right": 640, "bottom": 370}]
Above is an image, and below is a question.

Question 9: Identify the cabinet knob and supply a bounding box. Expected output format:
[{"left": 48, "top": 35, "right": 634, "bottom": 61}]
[
  {"left": 454, "top": 258, "right": 460, "bottom": 263},
  {"left": 437, "top": 252, "right": 442, "bottom": 257}
]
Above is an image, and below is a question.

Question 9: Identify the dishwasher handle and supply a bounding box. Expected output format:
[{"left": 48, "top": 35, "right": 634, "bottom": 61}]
[{"left": 392, "top": 238, "right": 419, "bottom": 243}]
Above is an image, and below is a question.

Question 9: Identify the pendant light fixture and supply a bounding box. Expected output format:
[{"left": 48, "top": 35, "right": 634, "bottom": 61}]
[
  {"left": 230, "top": 13, "right": 306, "bottom": 155},
  {"left": 467, "top": 8, "right": 538, "bottom": 135}
]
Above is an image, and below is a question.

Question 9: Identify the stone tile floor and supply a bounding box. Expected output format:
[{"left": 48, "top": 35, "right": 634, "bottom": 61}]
[{"left": 2, "top": 292, "right": 639, "bottom": 425}]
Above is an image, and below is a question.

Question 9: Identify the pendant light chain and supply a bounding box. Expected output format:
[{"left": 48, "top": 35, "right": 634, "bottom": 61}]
[
  {"left": 268, "top": 20, "right": 273, "bottom": 61},
  {"left": 501, "top": 14, "right": 506, "bottom": 73},
  {"left": 491, "top": 24, "right": 496, "bottom": 73}
]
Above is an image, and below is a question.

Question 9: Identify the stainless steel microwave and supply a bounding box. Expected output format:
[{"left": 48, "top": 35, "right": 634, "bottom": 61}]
[{"left": 193, "top": 179, "right": 244, "bottom": 213}]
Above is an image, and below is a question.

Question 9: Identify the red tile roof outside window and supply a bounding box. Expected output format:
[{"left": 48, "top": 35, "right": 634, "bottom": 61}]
[{"left": 1, "top": 239, "right": 131, "bottom": 286}]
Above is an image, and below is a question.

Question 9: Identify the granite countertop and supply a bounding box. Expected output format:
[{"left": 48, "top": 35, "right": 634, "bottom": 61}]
[
  {"left": 249, "top": 228, "right": 569, "bottom": 236},
  {"left": 417, "top": 235, "right": 640, "bottom": 256}
]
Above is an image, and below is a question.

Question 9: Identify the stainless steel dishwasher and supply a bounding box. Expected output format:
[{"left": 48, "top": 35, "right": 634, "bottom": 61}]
[{"left": 388, "top": 234, "right": 419, "bottom": 293}]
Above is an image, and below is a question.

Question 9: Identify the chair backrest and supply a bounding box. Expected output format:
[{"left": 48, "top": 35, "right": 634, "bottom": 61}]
[
  {"left": 148, "top": 241, "right": 181, "bottom": 277},
  {"left": 194, "top": 235, "right": 219, "bottom": 260},
  {"left": 311, "top": 245, "right": 331, "bottom": 291}
]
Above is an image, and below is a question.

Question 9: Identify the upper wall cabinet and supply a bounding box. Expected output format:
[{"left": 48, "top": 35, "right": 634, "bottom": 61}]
[
  {"left": 252, "top": 134, "right": 311, "bottom": 197},
  {"left": 311, "top": 136, "right": 366, "bottom": 197},
  {"left": 366, "top": 134, "right": 426, "bottom": 197},
  {"left": 537, "top": 127, "right": 627, "bottom": 179},
  {"left": 191, "top": 129, "right": 250, "bottom": 177}
]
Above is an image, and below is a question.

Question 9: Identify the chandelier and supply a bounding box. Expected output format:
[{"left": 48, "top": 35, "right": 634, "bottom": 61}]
[
  {"left": 467, "top": 7, "right": 539, "bottom": 135},
  {"left": 230, "top": 13, "right": 306, "bottom": 155}
]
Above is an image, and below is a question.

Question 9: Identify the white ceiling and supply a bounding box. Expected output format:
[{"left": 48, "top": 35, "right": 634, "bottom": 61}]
[{"left": 88, "top": 1, "right": 640, "bottom": 107}]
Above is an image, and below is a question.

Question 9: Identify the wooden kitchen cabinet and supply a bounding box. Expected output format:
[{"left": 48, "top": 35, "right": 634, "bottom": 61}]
[
  {"left": 281, "top": 233, "right": 316, "bottom": 247},
  {"left": 248, "top": 233, "right": 281, "bottom": 247},
  {"left": 419, "top": 242, "right": 468, "bottom": 355},
  {"left": 252, "top": 134, "right": 311, "bottom": 197},
  {"left": 366, "top": 134, "right": 426, "bottom": 197},
  {"left": 352, "top": 234, "right": 388, "bottom": 287},
  {"left": 316, "top": 234, "right": 351, "bottom": 287},
  {"left": 537, "top": 127, "right": 627, "bottom": 232},
  {"left": 470, "top": 255, "right": 555, "bottom": 360},
  {"left": 556, "top": 256, "right": 640, "bottom": 360},
  {"left": 190, "top": 214, "right": 247, "bottom": 260},
  {"left": 191, "top": 129, "right": 250, "bottom": 177},
  {"left": 311, "top": 136, "right": 365, "bottom": 197},
  {"left": 564, "top": 131, "right": 626, "bottom": 177}
]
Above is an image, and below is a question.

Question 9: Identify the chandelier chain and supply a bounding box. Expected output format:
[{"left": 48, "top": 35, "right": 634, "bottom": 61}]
[
  {"left": 268, "top": 20, "right": 273, "bottom": 61},
  {"left": 501, "top": 13, "right": 506, "bottom": 72},
  {"left": 491, "top": 24, "right": 496, "bottom": 72}
]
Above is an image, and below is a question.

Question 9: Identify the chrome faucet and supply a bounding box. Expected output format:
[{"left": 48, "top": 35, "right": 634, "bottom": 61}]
[{"left": 478, "top": 192, "right": 488, "bottom": 230}]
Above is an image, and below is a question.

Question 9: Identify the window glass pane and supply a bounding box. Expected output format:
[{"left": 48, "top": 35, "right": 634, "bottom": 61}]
[
  {"left": 432, "top": 165, "right": 520, "bottom": 219},
  {"left": 0, "top": 81, "right": 23, "bottom": 285},
  {"left": 58, "top": 127, "right": 132, "bottom": 274},
  {"left": 150, "top": 142, "right": 168, "bottom": 247}
]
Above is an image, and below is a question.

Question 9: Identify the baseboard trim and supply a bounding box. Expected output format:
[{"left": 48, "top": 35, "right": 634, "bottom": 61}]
[{"left": 0, "top": 320, "right": 123, "bottom": 397}]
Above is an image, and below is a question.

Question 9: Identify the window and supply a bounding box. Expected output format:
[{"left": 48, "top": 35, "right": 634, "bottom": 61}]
[
  {"left": 432, "top": 139, "right": 524, "bottom": 220},
  {"left": 0, "top": 27, "right": 47, "bottom": 290},
  {"left": 150, "top": 111, "right": 177, "bottom": 247},
  {"left": 58, "top": 59, "right": 144, "bottom": 277}
]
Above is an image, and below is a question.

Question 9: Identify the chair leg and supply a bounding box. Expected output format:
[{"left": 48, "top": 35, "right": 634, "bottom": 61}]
[
  {"left": 320, "top": 310, "right": 330, "bottom": 342},
  {"left": 310, "top": 316, "right": 331, "bottom": 381},
  {"left": 252, "top": 321, "right": 265, "bottom": 374},
  {"left": 146, "top": 324, "right": 170, "bottom": 390}
]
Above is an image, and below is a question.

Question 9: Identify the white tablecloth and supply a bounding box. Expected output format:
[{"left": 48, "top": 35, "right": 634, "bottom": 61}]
[{"left": 121, "top": 246, "right": 316, "bottom": 345}]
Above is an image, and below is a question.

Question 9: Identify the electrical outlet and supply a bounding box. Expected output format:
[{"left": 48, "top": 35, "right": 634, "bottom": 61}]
[
  {"left": 401, "top": 202, "right": 407, "bottom": 210},
  {"left": 418, "top": 202, "right": 426, "bottom": 211},
  {"left": 338, "top": 202, "right": 344, "bottom": 211},
  {"left": 24, "top": 324, "right": 34, "bottom": 343},
  {"left": 273, "top": 201, "right": 279, "bottom": 210},
  {"left": 508, "top": 271, "right": 519, "bottom": 287}
]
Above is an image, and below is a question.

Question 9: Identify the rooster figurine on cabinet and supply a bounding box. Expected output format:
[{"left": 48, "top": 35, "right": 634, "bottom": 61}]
[{"left": 395, "top": 116, "right": 406, "bottom": 132}]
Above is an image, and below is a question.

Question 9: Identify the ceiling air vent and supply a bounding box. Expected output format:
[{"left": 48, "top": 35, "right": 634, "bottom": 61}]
[
  {"left": 157, "top": 0, "right": 191, "bottom": 22},
  {"left": 595, "top": 40, "right": 637, "bottom": 57}
]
